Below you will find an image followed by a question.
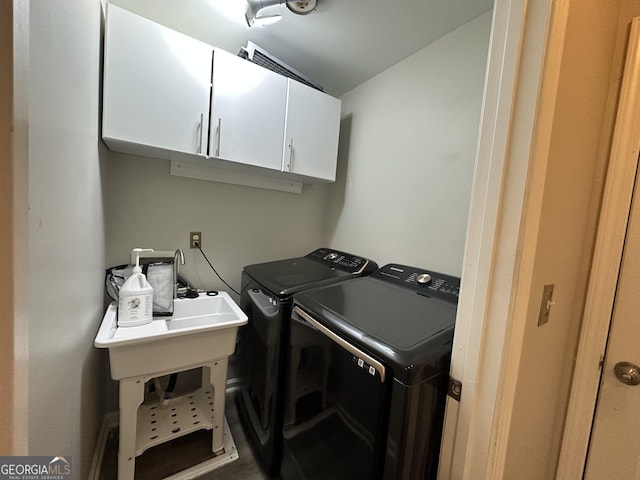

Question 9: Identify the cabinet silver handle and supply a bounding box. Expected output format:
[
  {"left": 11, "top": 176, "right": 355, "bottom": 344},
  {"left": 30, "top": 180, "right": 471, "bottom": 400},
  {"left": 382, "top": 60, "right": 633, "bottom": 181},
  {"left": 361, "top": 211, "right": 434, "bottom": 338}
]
[
  {"left": 215, "top": 118, "right": 221, "bottom": 157},
  {"left": 292, "top": 306, "right": 386, "bottom": 383},
  {"left": 196, "top": 113, "right": 204, "bottom": 154},
  {"left": 286, "top": 138, "right": 294, "bottom": 172}
]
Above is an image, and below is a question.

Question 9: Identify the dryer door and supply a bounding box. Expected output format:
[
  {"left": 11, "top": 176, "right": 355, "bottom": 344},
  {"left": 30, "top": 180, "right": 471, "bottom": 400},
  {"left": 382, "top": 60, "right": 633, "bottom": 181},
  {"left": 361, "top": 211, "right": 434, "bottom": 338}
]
[{"left": 284, "top": 306, "right": 389, "bottom": 480}]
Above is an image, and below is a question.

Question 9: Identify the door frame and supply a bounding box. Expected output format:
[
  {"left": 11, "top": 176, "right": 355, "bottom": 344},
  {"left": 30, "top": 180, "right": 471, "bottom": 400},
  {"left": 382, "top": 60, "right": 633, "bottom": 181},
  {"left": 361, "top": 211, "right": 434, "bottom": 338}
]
[
  {"left": 0, "top": 0, "right": 15, "bottom": 455},
  {"left": 7, "top": 0, "right": 30, "bottom": 455},
  {"left": 438, "top": 0, "right": 571, "bottom": 477},
  {"left": 556, "top": 16, "right": 640, "bottom": 479}
]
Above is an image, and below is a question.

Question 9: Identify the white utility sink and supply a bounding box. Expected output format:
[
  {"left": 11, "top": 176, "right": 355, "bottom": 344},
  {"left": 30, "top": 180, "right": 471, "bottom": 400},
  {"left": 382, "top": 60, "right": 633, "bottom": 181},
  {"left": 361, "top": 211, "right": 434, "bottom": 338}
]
[
  {"left": 94, "top": 292, "right": 248, "bottom": 380},
  {"left": 95, "top": 291, "right": 246, "bottom": 478}
]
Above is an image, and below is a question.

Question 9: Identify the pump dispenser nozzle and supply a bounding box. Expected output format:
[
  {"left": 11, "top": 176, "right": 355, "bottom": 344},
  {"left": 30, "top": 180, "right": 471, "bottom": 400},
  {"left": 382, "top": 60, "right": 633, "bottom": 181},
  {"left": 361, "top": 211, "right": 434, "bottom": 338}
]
[
  {"left": 131, "top": 248, "right": 153, "bottom": 271},
  {"left": 131, "top": 248, "right": 148, "bottom": 274}
]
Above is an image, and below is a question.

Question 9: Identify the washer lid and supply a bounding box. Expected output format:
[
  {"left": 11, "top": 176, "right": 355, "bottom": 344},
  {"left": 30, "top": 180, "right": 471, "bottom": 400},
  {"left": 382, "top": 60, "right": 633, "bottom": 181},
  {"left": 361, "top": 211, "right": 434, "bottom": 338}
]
[
  {"left": 292, "top": 269, "right": 459, "bottom": 385},
  {"left": 243, "top": 248, "right": 377, "bottom": 298}
]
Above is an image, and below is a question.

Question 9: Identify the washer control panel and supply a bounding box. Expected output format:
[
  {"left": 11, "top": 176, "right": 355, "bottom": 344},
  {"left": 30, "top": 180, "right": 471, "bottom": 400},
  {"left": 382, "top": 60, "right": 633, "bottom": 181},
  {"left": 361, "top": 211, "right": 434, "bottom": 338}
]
[
  {"left": 306, "top": 248, "right": 377, "bottom": 275},
  {"left": 374, "top": 263, "right": 460, "bottom": 303}
]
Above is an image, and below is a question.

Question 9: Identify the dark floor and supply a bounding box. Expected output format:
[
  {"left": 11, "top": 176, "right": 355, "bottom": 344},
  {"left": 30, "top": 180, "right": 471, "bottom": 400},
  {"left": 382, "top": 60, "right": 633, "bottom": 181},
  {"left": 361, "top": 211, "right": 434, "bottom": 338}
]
[{"left": 100, "top": 388, "right": 270, "bottom": 480}]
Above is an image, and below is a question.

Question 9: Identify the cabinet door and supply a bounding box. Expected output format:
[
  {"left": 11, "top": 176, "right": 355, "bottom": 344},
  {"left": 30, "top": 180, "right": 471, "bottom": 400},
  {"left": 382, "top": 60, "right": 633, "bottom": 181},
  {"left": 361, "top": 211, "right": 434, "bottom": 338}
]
[
  {"left": 102, "top": 5, "right": 212, "bottom": 157},
  {"left": 283, "top": 80, "right": 342, "bottom": 181},
  {"left": 210, "top": 49, "right": 287, "bottom": 170}
]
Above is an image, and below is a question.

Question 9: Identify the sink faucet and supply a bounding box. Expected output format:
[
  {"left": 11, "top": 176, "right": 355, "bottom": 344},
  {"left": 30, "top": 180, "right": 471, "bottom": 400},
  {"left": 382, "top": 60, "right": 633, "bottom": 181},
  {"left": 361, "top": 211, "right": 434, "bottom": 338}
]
[{"left": 174, "top": 248, "right": 185, "bottom": 298}]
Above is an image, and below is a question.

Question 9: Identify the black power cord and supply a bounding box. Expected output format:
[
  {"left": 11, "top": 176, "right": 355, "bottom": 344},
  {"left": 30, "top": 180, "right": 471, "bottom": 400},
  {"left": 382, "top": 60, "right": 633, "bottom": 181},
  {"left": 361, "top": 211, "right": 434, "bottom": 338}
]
[{"left": 197, "top": 245, "right": 240, "bottom": 296}]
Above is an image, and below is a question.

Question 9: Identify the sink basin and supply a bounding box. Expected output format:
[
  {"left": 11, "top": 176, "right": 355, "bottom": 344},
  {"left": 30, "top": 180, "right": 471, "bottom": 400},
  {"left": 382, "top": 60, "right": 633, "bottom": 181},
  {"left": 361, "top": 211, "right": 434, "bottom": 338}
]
[{"left": 94, "top": 292, "right": 247, "bottom": 380}]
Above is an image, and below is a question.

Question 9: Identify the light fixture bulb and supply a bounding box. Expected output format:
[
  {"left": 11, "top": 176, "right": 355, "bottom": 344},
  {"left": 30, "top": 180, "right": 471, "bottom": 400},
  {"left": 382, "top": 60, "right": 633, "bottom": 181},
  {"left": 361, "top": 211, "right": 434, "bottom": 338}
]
[{"left": 286, "top": 0, "right": 317, "bottom": 15}]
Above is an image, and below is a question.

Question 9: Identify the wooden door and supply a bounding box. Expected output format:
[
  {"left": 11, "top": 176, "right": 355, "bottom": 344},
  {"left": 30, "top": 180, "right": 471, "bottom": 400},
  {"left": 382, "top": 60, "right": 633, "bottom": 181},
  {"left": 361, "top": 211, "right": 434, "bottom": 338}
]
[
  {"left": 584, "top": 18, "right": 640, "bottom": 479},
  {"left": 584, "top": 157, "right": 640, "bottom": 477}
]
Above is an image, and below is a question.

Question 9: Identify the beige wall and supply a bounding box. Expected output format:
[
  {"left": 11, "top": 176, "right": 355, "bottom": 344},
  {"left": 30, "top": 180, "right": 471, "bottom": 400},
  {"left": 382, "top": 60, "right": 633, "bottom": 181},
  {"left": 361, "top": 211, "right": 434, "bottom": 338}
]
[
  {"left": 27, "top": 1, "right": 107, "bottom": 476},
  {"left": 105, "top": 154, "right": 330, "bottom": 299},
  {"left": 0, "top": 0, "right": 14, "bottom": 456},
  {"left": 103, "top": 12, "right": 492, "bottom": 290},
  {"left": 325, "top": 13, "right": 491, "bottom": 275},
  {"left": 101, "top": 7, "right": 491, "bottom": 414},
  {"left": 502, "top": 2, "right": 628, "bottom": 478},
  {"left": 11, "top": 0, "right": 492, "bottom": 474}
]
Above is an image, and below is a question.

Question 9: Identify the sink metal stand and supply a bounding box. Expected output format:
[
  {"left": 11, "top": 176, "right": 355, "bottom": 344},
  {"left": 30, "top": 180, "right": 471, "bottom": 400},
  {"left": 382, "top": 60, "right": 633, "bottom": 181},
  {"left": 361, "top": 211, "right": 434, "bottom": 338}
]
[{"left": 117, "top": 358, "right": 231, "bottom": 479}]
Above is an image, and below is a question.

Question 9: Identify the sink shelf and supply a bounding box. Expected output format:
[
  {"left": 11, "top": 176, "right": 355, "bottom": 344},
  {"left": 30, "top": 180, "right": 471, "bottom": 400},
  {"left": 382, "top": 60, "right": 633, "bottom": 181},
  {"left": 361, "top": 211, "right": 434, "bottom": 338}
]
[{"left": 136, "top": 386, "right": 215, "bottom": 456}]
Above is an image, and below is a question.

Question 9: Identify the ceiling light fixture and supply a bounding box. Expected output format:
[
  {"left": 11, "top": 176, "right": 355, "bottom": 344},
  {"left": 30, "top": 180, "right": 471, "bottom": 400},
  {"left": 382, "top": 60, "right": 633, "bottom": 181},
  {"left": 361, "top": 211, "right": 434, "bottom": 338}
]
[{"left": 245, "top": 0, "right": 318, "bottom": 27}]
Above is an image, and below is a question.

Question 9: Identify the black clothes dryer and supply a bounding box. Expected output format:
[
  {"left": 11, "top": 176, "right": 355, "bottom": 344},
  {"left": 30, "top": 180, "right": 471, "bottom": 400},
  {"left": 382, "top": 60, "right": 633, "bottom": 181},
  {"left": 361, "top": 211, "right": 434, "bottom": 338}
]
[
  {"left": 284, "top": 263, "right": 460, "bottom": 480},
  {"left": 233, "top": 248, "right": 377, "bottom": 476}
]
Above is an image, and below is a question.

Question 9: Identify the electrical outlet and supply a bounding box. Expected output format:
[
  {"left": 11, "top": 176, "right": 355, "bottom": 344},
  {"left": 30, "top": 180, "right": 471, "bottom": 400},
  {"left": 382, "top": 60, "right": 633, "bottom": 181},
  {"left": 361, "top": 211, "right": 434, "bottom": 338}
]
[{"left": 190, "top": 231, "right": 202, "bottom": 249}]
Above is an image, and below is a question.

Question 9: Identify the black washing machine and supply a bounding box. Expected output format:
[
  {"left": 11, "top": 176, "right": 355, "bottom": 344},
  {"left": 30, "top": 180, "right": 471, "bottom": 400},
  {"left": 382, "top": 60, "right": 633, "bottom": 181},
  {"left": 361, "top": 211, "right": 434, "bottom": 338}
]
[
  {"left": 284, "top": 263, "right": 460, "bottom": 480},
  {"left": 233, "top": 248, "right": 378, "bottom": 476}
]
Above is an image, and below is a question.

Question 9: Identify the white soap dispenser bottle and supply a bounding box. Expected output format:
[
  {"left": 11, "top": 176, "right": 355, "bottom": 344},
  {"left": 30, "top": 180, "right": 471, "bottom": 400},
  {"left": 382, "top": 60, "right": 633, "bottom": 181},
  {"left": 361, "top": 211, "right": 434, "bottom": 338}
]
[{"left": 118, "top": 249, "right": 154, "bottom": 327}]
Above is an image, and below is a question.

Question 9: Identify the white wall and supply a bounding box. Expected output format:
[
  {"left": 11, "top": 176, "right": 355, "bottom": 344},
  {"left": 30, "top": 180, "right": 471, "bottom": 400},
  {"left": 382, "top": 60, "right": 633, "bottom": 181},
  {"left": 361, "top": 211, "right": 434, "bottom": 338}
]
[
  {"left": 27, "top": 1, "right": 106, "bottom": 477},
  {"left": 101, "top": 9, "right": 491, "bottom": 415},
  {"left": 324, "top": 12, "right": 492, "bottom": 276},
  {"left": 104, "top": 12, "right": 491, "bottom": 290},
  {"left": 105, "top": 154, "right": 329, "bottom": 297},
  {"left": 100, "top": 1, "right": 329, "bottom": 293}
]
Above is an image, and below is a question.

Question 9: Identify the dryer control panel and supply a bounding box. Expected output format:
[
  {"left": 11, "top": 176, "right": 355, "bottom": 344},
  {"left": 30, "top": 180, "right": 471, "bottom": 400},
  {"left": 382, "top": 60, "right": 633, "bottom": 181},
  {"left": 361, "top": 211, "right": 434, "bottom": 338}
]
[
  {"left": 374, "top": 263, "right": 460, "bottom": 303},
  {"left": 306, "top": 248, "right": 377, "bottom": 276}
]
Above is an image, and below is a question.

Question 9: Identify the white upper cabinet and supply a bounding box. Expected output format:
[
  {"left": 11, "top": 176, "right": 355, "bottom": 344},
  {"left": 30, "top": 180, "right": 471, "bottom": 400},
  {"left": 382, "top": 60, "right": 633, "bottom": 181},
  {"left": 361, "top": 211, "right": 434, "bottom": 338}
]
[
  {"left": 101, "top": 5, "right": 342, "bottom": 185},
  {"left": 282, "top": 80, "right": 342, "bottom": 182},
  {"left": 102, "top": 4, "right": 213, "bottom": 158},
  {"left": 210, "top": 49, "right": 287, "bottom": 171}
]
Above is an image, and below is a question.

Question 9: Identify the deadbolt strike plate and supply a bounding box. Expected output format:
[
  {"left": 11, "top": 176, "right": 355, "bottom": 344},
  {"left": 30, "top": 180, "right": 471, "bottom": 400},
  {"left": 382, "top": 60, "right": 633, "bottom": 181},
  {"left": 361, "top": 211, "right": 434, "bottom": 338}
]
[{"left": 538, "top": 283, "right": 555, "bottom": 326}]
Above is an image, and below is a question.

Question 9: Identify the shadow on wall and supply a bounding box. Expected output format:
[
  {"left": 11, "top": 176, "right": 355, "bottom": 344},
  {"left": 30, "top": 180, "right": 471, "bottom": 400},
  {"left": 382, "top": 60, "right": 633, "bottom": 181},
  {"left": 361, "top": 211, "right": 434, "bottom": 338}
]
[{"left": 323, "top": 114, "right": 352, "bottom": 239}]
